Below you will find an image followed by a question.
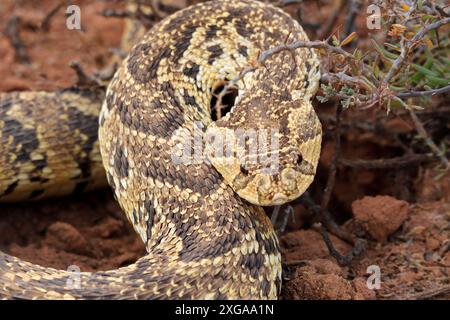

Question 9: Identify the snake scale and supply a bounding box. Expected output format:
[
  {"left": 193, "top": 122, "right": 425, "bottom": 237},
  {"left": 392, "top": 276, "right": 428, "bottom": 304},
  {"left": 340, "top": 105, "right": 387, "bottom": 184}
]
[{"left": 0, "top": 0, "right": 321, "bottom": 299}]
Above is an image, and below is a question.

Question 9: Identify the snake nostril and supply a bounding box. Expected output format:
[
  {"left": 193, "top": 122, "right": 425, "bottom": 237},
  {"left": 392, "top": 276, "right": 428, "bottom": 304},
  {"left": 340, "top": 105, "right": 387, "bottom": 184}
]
[
  {"left": 257, "top": 174, "right": 271, "bottom": 192},
  {"left": 281, "top": 168, "right": 297, "bottom": 190},
  {"left": 240, "top": 165, "right": 249, "bottom": 175},
  {"left": 296, "top": 154, "right": 303, "bottom": 166}
]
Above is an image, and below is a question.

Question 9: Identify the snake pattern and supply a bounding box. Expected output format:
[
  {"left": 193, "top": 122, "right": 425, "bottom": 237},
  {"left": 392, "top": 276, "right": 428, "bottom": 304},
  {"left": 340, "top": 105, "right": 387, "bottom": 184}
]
[{"left": 0, "top": 0, "right": 321, "bottom": 299}]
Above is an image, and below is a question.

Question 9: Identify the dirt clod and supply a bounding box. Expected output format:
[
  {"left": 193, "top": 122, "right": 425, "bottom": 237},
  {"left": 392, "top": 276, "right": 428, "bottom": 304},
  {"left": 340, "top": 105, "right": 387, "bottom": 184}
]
[
  {"left": 352, "top": 196, "right": 410, "bottom": 242},
  {"left": 282, "top": 259, "right": 375, "bottom": 300},
  {"left": 281, "top": 229, "right": 352, "bottom": 262},
  {"left": 45, "top": 222, "right": 92, "bottom": 256}
]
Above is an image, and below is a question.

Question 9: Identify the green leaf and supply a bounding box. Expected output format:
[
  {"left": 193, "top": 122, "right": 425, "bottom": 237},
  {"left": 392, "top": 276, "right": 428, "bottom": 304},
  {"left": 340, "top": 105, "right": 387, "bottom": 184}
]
[
  {"left": 412, "top": 64, "right": 440, "bottom": 77},
  {"left": 411, "top": 58, "right": 434, "bottom": 83},
  {"left": 389, "top": 99, "right": 403, "bottom": 109},
  {"left": 373, "top": 64, "right": 380, "bottom": 78},
  {"left": 432, "top": 60, "right": 448, "bottom": 76},
  {"left": 389, "top": 85, "right": 404, "bottom": 91},
  {"left": 421, "top": 15, "right": 437, "bottom": 23},
  {"left": 340, "top": 86, "right": 354, "bottom": 96},
  {"left": 433, "top": 170, "right": 447, "bottom": 181},
  {"left": 321, "top": 84, "right": 335, "bottom": 95},
  {"left": 341, "top": 98, "right": 352, "bottom": 109},
  {"left": 316, "top": 96, "right": 328, "bottom": 103},
  {"left": 370, "top": 38, "right": 398, "bottom": 60},
  {"left": 424, "top": 75, "right": 450, "bottom": 87},
  {"left": 384, "top": 42, "right": 401, "bottom": 53},
  {"left": 332, "top": 35, "right": 340, "bottom": 46}
]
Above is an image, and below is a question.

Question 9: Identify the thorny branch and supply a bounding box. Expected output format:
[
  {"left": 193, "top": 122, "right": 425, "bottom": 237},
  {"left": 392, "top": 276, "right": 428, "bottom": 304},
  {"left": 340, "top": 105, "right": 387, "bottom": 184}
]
[
  {"left": 379, "top": 14, "right": 450, "bottom": 169},
  {"left": 214, "top": 38, "right": 363, "bottom": 115},
  {"left": 383, "top": 17, "right": 450, "bottom": 84},
  {"left": 317, "top": 224, "right": 366, "bottom": 266},
  {"left": 216, "top": 15, "right": 449, "bottom": 115}
]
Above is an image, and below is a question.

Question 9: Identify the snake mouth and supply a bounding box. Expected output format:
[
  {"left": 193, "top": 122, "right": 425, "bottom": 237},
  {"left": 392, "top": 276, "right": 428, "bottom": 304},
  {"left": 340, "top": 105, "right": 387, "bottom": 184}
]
[{"left": 271, "top": 193, "right": 289, "bottom": 205}]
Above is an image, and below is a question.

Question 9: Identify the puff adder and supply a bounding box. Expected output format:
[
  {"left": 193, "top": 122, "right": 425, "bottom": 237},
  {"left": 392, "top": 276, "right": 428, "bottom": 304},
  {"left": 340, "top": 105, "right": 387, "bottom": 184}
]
[{"left": 0, "top": 0, "right": 321, "bottom": 299}]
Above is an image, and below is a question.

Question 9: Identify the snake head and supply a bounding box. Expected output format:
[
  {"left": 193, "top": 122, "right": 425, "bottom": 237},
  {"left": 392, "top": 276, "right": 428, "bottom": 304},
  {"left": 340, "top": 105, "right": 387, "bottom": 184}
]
[{"left": 205, "top": 102, "right": 322, "bottom": 206}]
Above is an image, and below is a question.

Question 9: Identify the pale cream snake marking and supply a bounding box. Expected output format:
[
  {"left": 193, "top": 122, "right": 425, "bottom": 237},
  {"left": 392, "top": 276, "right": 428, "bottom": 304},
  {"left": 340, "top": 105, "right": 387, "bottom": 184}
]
[{"left": 0, "top": 0, "right": 321, "bottom": 299}]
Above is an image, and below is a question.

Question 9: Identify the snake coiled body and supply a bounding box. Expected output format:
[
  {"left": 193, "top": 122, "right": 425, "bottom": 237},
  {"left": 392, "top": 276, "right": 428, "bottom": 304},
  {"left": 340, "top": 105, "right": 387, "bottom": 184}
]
[{"left": 0, "top": 0, "right": 321, "bottom": 299}]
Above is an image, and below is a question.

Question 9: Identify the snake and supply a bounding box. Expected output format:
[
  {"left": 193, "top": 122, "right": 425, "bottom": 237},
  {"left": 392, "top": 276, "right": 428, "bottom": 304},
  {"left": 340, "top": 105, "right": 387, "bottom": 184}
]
[{"left": 0, "top": 0, "right": 321, "bottom": 299}]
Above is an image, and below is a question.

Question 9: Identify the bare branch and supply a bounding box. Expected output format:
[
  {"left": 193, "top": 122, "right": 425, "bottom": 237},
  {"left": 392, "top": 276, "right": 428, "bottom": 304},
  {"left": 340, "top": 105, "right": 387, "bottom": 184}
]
[
  {"left": 321, "top": 105, "right": 343, "bottom": 210},
  {"left": 343, "top": 0, "right": 363, "bottom": 37},
  {"left": 5, "top": 16, "right": 30, "bottom": 64},
  {"left": 317, "top": 0, "right": 346, "bottom": 40},
  {"left": 70, "top": 61, "right": 102, "bottom": 88},
  {"left": 401, "top": 285, "right": 450, "bottom": 300},
  {"left": 41, "top": 2, "right": 64, "bottom": 31},
  {"left": 408, "top": 109, "right": 450, "bottom": 170},
  {"left": 339, "top": 153, "right": 438, "bottom": 169},
  {"left": 396, "top": 84, "right": 450, "bottom": 98},
  {"left": 259, "top": 39, "right": 356, "bottom": 62},
  {"left": 322, "top": 71, "right": 374, "bottom": 91}
]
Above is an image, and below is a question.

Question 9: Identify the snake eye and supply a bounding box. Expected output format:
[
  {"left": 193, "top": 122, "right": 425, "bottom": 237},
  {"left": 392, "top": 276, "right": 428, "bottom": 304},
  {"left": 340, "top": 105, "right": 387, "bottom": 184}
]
[{"left": 240, "top": 165, "right": 249, "bottom": 175}]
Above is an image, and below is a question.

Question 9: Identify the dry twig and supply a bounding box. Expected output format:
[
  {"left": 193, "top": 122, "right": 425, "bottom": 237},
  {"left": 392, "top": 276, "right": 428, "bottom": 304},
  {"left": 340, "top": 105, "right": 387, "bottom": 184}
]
[
  {"left": 317, "top": 0, "right": 346, "bottom": 40},
  {"left": 5, "top": 16, "right": 30, "bottom": 64},
  {"left": 408, "top": 109, "right": 450, "bottom": 170},
  {"left": 343, "top": 0, "right": 363, "bottom": 37},
  {"left": 41, "top": 2, "right": 64, "bottom": 31},
  {"left": 339, "top": 153, "right": 439, "bottom": 169},
  {"left": 70, "top": 61, "right": 103, "bottom": 88},
  {"left": 321, "top": 105, "right": 342, "bottom": 210},
  {"left": 401, "top": 285, "right": 450, "bottom": 300},
  {"left": 396, "top": 84, "right": 450, "bottom": 98}
]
